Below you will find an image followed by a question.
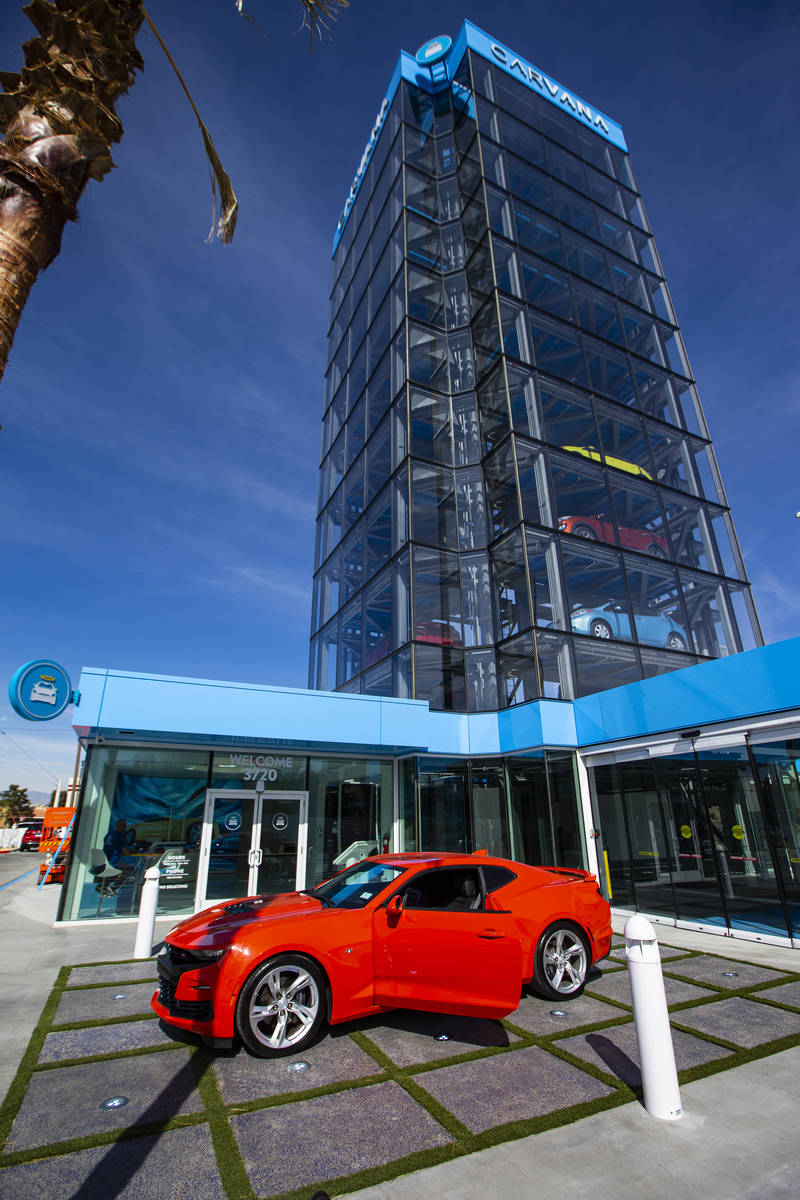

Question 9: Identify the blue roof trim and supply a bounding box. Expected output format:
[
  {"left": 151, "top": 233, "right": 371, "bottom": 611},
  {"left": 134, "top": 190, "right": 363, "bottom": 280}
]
[{"left": 73, "top": 639, "right": 800, "bottom": 758}]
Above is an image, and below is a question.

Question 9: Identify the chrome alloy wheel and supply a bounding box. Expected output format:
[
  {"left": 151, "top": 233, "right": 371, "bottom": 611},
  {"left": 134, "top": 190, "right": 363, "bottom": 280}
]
[
  {"left": 541, "top": 927, "right": 588, "bottom": 994},
  {"left": 247, "top": 962, "right": 321, "bottom": 1050}
]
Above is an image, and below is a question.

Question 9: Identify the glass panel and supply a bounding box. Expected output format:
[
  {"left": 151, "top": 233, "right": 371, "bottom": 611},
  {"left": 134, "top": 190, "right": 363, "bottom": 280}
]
[
  {"left": 484, "top": 440, "right": 520, "bottom": 538},
  {"left": 343, "top": 455, "right": 364, "bottom": 532},
  {"left": 465, "top": 647, "right": 498, "bottom": 712},
  {"left": 550, "top": 451, "right": 616, "bottom": 547},
  {"left": 623, "top": 555, "right": 691, "bottom": 652},
  {"left": 337, "top": 596, "right": 362, "bottom": 685},
  {"left": 526, "top": 529, "right": 567, "bottom": 629},
  {"left": 497, "top": 632, "right": 539, "bottom": 706},
  {"left": 408, "top": 323, "right": 449, "bottom": 390},
  {"left": 538, "top": 379, "right": 597, "bottom": 448},
  {"left": 573, "top": 639, "right": 641, "bottom": 695},
  {"left": 460, "top": 551, "right": 493, "bottom": 646},
  {"left": 477, "top": 364, "right": 512, "bottom": 453},
  {"left": 595, "top": 401, "right": 654, "bottom": 479},
  {"left": 451, "top": 392, "right": 481, "bottom": 465},
  {"left": 609, "top": 478, "right": 672, "bottom": 559},
  {"left": 471, "top": 761, "right": 509, "bottom": 857},
  {"left": 363, "top": 569, "right": 393, "bottom": 669},
  {"left": 204, "top": 794, "right": 255, "bottom": 904},
  {"left": 530, "top": 314, "right": 587, "bottom": 387},
  {"left": 509, "top": 755, "right": 555, "bottom": 864},
  {"left": 415, "top": 644, "right": 466, "bottom": 711},
  {"left": 364, "top": 487, "right": 391, "bottom": 580},
  {"left": 547, "top": 751, "right": 586, "bottom": 868},
  {"left": 411, "top": 461, "right": 457, "bottom": 548},
  {"left": 535, "top": 629, "right": 574, "bottom": 700},
  {"left": 409, "top": 387, "right": 452, "bottom": 464},
  {"left": 307, "top": 758, "right": 393, "bottom": 885},
  {"left": 256, "top": 793, "right": 302, "bottom": 895},
  {"left": 418, "top": 758, "right": 469, "bottom": 852},
  {"left": 750, "top": 741, "right": 800, "bottom": 938},
  {"left": 491, "top": 529, "right": 531, "bottom": 639},
  {"left": 411, "top": 546, "right": 462, "bottom": 643},
  {"left": 679, "top": 570, "right": 735, "bottom": 657},
  {"left": 506, "top": 362, "right": 540, "bottom": 440},
  {"left": 455, "top": 466, "right": 487, "bottom": 550},
  {"left": 340, "top": 523, "right": 363, "bottom": 603}
]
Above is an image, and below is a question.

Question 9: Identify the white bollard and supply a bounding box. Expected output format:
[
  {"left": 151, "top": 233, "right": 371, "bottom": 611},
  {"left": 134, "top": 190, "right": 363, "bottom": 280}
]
[
  {"left": 134, "top": 866, "right": 161, "bottom": 959},
  {"left": 624, "top": 914, "right": 682, "bottom": 1120}
]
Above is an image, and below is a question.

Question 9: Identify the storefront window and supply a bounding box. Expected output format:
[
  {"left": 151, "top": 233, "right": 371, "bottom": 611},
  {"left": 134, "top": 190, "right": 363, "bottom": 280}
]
[
  {"left": 307, "top": 758, "right": 393, "bottom": 885},
  {"left": 62, "top": 747, "right": 211, "bottom": 922}
]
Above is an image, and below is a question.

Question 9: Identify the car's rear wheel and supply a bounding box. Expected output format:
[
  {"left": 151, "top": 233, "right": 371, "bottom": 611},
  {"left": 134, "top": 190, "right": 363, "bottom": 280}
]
[
  {"left": 666, "top": 633, "right": 687, "bottom": 650},
  {"left": 532, "top": 922, "right": 590, "bottom": 1000},
  {"left": 571, "top": 524, "right": 597, "bottom": 540},
  {"left": 235, "top": 954, "right": 326, "bottom": 1057}
]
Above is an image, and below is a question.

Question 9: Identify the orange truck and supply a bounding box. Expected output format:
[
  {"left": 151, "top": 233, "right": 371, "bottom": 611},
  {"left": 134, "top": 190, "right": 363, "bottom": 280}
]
[{"left": 38, "top": 807, "right": 76, "bottom": 884}]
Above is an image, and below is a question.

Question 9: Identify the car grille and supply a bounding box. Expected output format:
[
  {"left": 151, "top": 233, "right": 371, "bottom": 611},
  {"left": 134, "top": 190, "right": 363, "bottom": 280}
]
[{"left": 157, "top": 978, "right": 212, "bottom": 1022}]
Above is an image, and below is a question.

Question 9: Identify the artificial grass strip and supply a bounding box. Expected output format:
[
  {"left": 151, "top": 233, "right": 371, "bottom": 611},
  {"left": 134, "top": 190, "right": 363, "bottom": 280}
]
[
  {"left": 220, "top": 1073, "right": 391, "bottom": 1116},
  {"left": 0, "top": 965, "right": 71, "bottom": 1146},
  {"left": 192, "top": 1046, "right": 254, "bottom": 1200},
  {"left": 62, "top": 977, "right": 157, "bottom": 992},
  {"left": 49, "top": 1011, "right": 159, "bottom": 1032}
]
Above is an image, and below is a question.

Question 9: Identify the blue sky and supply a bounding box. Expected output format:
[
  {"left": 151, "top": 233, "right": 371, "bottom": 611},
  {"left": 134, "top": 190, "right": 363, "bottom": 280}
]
[{"left": 1, "top": 0, "right": 798, "bottom": 796}]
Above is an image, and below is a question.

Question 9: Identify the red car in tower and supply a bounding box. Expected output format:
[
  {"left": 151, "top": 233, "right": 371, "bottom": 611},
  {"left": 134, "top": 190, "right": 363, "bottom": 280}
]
[
  {"left": 559, "top": 514, "right": 669, "bottom": 557},
  {"left": 152, "top": 852, "right": 611, "bottom": 1057}
]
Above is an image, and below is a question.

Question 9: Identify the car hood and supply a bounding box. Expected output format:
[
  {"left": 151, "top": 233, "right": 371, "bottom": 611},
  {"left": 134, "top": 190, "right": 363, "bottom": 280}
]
[{"left": 164, "top": 891, "right": 327, "bottom": 950}]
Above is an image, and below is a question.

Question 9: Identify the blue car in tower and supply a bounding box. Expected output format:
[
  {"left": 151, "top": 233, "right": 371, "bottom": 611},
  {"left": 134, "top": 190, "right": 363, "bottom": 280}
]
[{"left": 571, "top": 601, "right": 689, "bottom": 650}]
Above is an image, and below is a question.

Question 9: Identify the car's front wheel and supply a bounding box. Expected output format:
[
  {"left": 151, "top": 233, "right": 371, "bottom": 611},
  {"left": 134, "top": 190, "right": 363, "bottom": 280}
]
[
  {"left": 532, "top": 922, "right": 590, "bottom": 1000},
  {"left": 235, "top": 954, "right": 326, "bottom": 1057}
]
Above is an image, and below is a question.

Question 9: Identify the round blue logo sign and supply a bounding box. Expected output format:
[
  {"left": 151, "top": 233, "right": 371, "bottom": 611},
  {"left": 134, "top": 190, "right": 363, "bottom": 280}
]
[
  {"left": 8, "top": 660, "right": 73, "bottom": 721},
  {"left": 224, "top": 812, "right": 242, "bottom": 832},
  {"left": 415, "top": 35, "right": 452, "bottom": 67}
]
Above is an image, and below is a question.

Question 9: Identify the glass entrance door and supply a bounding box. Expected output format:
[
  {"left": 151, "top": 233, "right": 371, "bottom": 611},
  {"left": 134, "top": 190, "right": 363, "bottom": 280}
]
[{"left": 195, "top": 790, "right": 308, "bottom": 911}]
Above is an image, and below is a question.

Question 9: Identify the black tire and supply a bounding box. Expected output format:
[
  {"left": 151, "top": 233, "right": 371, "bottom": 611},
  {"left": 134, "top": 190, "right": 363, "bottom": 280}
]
[
  {"left": 647, "top": 544, "right": 667, "bottom": 559},
  {"left": 235, "top": 953, "right": 326, "bottom": 1057},
  {"left": 532, "top": 921, "right": 591, "bottom": 1000},
  {"left": 571, "top": 524, "right": 597, "bottom": 540},
  {"left": 667, "top": 632, "right": 687, "bottom": 650},
  {"left": 589, "top": 619, "right": 613, "bottom": 639}
]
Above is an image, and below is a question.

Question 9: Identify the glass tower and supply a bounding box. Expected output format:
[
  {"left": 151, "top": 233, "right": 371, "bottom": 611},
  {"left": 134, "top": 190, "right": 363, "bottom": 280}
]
[{"left": 309, "top": 23, "right": 761, "bottom": 712}]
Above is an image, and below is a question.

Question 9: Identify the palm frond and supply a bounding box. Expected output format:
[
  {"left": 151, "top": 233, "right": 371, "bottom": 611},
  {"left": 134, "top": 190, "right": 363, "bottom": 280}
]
[{"left": 234, "top": 0, "right": 349, "bottom": 51}]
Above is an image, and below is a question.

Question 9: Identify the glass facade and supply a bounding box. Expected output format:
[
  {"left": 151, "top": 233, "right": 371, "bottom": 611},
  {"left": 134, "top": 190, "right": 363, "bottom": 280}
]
[
  {"left": 591, "top": 738, "right": 800, "bottom": 941},
  {"left": 60, "top": 746, "right": 393, "bottom": 922},
  {"left": 402, "top": 752, "right": 585, "bottom": 867},
  {"left": 310, "top": 38, "right": 761, "bottom": 710}
]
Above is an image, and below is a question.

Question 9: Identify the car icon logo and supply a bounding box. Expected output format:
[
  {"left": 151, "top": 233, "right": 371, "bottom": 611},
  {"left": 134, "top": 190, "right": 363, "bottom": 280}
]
[{"left": 30, "top": 678, "right": 58, "bottom": 705}]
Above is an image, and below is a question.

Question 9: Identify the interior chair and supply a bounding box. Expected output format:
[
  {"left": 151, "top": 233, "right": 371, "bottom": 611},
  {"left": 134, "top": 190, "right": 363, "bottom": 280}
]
[
  {"left": 88, "top": 850, "right": 127, "bottom": 916},
  {"left": 445, "top": 876, "right": 481, "bottom": 911}
]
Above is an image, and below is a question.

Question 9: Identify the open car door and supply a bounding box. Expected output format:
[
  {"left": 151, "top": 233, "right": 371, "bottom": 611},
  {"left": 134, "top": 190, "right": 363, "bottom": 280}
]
[{"left": 372, "top": 865, "right": 522, "bottom": 1019}]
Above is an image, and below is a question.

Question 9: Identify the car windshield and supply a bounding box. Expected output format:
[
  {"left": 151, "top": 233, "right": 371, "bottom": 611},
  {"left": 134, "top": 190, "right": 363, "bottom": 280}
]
[{"left": 309, "top": 861, "right": 406, "bottom": 909}]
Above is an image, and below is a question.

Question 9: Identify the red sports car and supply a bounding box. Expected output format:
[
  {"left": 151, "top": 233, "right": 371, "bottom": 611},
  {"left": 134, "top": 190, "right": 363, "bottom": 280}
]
[
  {"left": 152, "top": 852, "right": 611, "bottom": 1057},
  {"left": 558, "top": 514, "right": 669, "bottom": 557}
]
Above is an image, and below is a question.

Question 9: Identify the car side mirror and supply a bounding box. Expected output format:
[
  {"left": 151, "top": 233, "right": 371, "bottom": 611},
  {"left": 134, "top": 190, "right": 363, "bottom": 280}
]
[{"left": 386, "top": 894, "right": 404, "bottom": 915}]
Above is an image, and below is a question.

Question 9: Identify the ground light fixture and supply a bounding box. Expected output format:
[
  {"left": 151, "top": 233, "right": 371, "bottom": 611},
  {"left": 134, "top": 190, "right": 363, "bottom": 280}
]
[
  {"left": 287, "top": 1061, "right": 310, "bottom": 1073},
  {"left": 99, "top": 1096, "right": 129, "bottom": 1110}
]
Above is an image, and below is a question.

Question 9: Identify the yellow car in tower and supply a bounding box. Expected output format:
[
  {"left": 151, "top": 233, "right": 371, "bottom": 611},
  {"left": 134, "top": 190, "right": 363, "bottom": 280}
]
[{"left": 561, "top": 446, "right": 653, "bottom": 481}]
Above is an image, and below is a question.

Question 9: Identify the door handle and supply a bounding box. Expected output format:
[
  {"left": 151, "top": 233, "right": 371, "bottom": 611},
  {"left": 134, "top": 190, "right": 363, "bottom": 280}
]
[{"left": 477, "top": 929, "right": 505, "bottom": 939}]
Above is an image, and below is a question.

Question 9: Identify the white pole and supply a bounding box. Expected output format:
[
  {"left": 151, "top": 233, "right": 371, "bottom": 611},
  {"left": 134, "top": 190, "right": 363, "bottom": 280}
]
[
  {"left": 134, "top": 866, "right": 161, "bottom": 959},
  {"left": 54, "top": 778, "right": 62, "bottom": 807},
  {"left": 624, "top": 914, "right": 682, "bottom": 1120}
]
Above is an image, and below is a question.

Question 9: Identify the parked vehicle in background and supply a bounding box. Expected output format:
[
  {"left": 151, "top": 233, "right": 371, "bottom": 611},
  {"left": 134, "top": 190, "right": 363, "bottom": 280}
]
[
  {"left": 558, "top": 514, "right": 669, "bottom": 557},
  {"left": 153, "top": 851, "right": 611, "bottom": 1057},
  {"left": 18, "top": 820, "right": 43, "bottom": 851},
  {"left": 571, "top": 601, "right": 689, "bottom": 649}
]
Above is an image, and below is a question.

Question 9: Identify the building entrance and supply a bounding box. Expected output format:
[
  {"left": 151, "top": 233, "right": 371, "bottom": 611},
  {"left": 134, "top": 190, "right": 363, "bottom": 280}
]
[
  {"left": 194, "top": 789, "right": 308, "bottom": 912},
  {"left": 594, "top": 745, "right": 797, "bottom": 942}
]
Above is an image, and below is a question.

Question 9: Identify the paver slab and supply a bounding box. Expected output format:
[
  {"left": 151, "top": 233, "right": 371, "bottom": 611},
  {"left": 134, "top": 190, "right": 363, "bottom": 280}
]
[
  {"left": 755, "top": 979, "right": 800, "bottom": 1009},
  {"left": 586, "top": 970, "right": 713, "bottom": 1007},
  {"left": 231, "top": 1080, "right": 453, "bottom": 1195},
  {"left": 212, "top": 1033, "right": 383, "bottom": 1104},
  {"left": 358, "top": 1010, "right": 515, "bottom": 1067},
  {"left": 416, "top": 1045, "right": 615, "bottom": 1133},
  {"left": 67, "top": 962, "right": 158, "bottom": 986},
  {"left": 662, "top": 955, "right": 787, "bottom": 989},
  {"left": 39, "top": 1020, "right": 180, "bottom": 1063},
  {"left": 55, "top": 981, "right": 157, "bottom": 1023},
  {"left": 0, "top": 1124, "right": 224, "bottom": 1199},
  {"left": 506, "top": 990, "right": 625, "bottom": 1036},
  {"left": 4, "top": 1050, "right": 202, "bottom": 1152},
  {"left": 559, "top": 1021, "right": 730, "bottom": 1086},
  {"left": 673, "top": 996, "right": 800, "bottom": 1048}
]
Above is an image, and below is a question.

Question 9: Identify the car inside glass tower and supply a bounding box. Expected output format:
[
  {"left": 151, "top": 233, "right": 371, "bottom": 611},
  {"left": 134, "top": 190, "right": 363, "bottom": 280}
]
[{"left": 310, "top": 29, "right": 761, "bottom": 713}]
